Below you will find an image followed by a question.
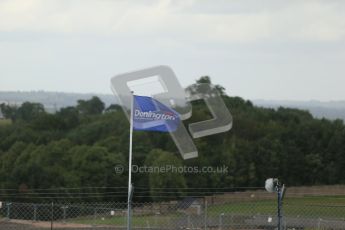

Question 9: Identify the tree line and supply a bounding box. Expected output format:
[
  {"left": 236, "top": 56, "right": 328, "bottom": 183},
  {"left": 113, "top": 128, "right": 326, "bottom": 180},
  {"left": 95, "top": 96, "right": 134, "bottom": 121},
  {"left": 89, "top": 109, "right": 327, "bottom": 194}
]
[{"left": 0, "top": 77, "right": 344, "bottom": 202}]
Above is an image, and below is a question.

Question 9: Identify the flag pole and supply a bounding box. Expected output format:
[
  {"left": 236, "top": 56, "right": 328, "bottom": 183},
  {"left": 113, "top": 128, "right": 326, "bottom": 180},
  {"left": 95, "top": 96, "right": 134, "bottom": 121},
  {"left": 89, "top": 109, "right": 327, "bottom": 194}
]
[{"left": 127, "top": 91, "right": 134, "bottom": 230}]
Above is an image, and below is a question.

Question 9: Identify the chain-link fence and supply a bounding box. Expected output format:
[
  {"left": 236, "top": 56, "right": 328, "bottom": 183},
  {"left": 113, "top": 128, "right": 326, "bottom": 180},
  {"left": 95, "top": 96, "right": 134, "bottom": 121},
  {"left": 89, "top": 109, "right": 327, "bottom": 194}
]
[{"left": 1, "top": 189, "right": 345, "bottom": 229}]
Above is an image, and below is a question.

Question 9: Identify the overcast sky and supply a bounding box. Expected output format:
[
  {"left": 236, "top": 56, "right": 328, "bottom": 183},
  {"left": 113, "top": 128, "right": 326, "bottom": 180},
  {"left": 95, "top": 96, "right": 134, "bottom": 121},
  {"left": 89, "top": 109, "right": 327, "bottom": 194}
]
[{"left": 0, "top": 0, "right": 345, "bottom": 101}]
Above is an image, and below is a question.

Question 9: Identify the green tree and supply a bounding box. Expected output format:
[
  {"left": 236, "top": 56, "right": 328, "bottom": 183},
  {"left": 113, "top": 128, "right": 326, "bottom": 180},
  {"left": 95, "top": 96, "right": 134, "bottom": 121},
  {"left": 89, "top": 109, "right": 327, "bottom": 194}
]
[
  {"left": 69, "top": 145, "right": 126, "bottom": 189},
  {"left": 17, "top": 102, "right": 45, "bottom": 121},
  {"left": 186, "top": 76, "right": 227, "bottom": 96},
  {"left": 11, "top": 140, "right": 74, "bottom": 191},
  {"left": 77, "top": 96, "right": 105, "bottom": 115},
  {"left": 0, "top": 103, "right": 18, "bottom": 121},
  {"left": 105, "top": 104, "right": 122, "bottom": 113},
  {"left": 57, "top": 106, "right": 80, "bottom": 129},
  {"left": 145, "top": 149, "right": 187, "bottom": 201}
]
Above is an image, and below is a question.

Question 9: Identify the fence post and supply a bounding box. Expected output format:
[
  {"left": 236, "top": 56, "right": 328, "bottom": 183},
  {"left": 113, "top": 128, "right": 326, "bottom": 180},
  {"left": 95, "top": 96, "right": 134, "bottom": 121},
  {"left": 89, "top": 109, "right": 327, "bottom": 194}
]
[
  {"left": 61, "top": 206, "right": 67, "bottom": 224},
  {"left": 33, "top": 204, "right": 37, "bottom": 222},
  {"left": 218, "top": 213, "right": 224, "bottom": 230},
  {"left": 93, "top": 207, "right": 97, "bottom": 226},
  {"left": 155, "top": 212, "right": 159, "bottom": 227},
  {"left": 277, "top": 189, "right": 282, "bottom": 230},
  {"left": 51, "top": 202, "right": 54, "bottom": 230},
  {"left": 204, "top": 199, "right": 207, "bottom": 230},
  {"left": 317, "top": 218, "right": 322, "bottom": 229},
  {"left": 6, "top": 203, "right": 11, "bottom": 219}
]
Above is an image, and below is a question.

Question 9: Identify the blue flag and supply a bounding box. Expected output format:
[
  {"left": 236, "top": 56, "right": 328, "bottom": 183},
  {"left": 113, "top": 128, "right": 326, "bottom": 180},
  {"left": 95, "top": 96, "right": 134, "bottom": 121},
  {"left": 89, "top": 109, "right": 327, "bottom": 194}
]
[{"left": 133, "top": 95, "right": 181, "bottom": 132}]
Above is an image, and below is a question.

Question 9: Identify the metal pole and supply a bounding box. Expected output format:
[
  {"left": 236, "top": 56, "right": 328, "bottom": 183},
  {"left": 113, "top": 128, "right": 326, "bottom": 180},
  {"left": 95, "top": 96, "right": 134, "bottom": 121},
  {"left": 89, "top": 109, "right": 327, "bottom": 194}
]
[
  {"left": 6, "top": 203, "right": 11, "bottom": 219},
  {"left": 92, "top": 207, "right": 96, "bottom": 226},
  {"left": 277, "top": 187, "right": 282, "bottom": 230},
  {"left": 33, "top": 204, "right": 37, "bottom": 222},
  {"left": 51, "top": 202, "right": 54, "bottom": 230},
  {"left": 204, "top": 199, "right": 207, "bottom": 230},
  {"left": 127, "top": 92, "right": 134, "bottom": 230},
  {"left": 218, "top": 213, "right": 224, "bottom": 230},
  {"left": 62, "top": 206, "right": 67, "bottom": 224}
]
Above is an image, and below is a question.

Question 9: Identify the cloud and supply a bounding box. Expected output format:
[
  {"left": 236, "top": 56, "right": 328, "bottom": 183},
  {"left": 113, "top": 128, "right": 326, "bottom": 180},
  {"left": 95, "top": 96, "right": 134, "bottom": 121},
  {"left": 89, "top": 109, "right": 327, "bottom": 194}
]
[
  {"left": 269, "top": 1, "right": 345, "bottom": 42},
  {"left": 0, "top": 0, "right": 344, "bottom": 43}
]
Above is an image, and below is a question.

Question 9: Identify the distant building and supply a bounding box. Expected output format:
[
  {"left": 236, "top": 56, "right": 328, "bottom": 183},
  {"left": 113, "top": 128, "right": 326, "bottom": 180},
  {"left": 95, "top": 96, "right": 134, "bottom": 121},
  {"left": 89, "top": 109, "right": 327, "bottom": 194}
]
[{"left": 0, "top": 110, "right": 4, "bottom": 119}]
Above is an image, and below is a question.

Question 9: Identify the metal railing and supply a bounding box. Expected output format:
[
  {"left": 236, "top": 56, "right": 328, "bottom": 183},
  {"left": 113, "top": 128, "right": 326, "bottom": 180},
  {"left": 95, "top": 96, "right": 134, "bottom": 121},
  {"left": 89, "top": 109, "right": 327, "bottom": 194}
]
[{"left": 1, "top": 192, "right": 345, "bottom": 229}]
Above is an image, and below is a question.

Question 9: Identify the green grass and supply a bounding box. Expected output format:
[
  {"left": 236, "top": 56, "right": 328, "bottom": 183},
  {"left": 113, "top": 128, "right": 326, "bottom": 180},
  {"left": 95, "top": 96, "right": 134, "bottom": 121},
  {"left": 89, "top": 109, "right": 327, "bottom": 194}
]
[
  {"left": 207, "top": 196, "right": 345, "bottom": 218},
  {"left": 69, "top": 196, "right": 345, "bottom": 227},
  {"left": 72, "top": 214, "right": 177, "bottom": 227},
  {"left": 0, "top": 119, "right": 11, "bottom": 126}
]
